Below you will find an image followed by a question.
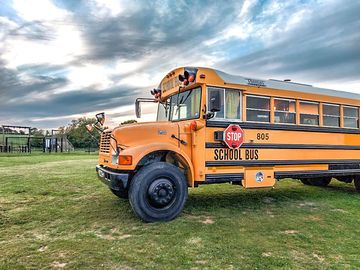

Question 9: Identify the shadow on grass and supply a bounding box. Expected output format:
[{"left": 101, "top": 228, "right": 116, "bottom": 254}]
[
  {"left": 185, "top": 181, "right": 358, "bottom": 211},
  {"left": 93, "top": 181, "right": 358, "bottom": 223},
  {"left": 324, "top": 183, "right": 358, "bottom": 193}
]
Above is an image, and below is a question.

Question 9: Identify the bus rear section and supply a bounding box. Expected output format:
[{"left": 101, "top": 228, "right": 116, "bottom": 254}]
[{"left": 202, "top": 80, "right": 360, "bottom": 189}]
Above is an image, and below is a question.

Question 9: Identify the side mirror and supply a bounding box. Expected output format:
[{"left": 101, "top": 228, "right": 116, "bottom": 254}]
[
  {"left": 209, "top": 91, "right": 221, "bottom": 112},
  {"left": 95, "top": 112, "right": 105, "bottom": 126},
  {"left": 135, "top": 99, "right": 141, "bottom": 118}
]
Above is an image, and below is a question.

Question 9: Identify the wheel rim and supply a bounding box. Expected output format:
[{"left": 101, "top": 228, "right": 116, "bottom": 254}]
[{"left": 147, "top": 178, "right": 176, "bottom": 209}]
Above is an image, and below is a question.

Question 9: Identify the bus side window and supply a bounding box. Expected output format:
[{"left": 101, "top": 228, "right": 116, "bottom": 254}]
[
  {"left": 323, "top": 104, "right": 340, "bottom": 127},
  {"left": 208, "top": 87, "right": 224, "bottom": 118},
  {"left": 300, "top": 101, "right": 319, "bottom": 126},
  {"left": 225, "top": 89, "right": 241, "bottom": 119},
  {"left": 246, "top": 95, "right": 270, "bottom": 123},
  {"left": 343, "top": 106, "right": 359, "bottom": 128},
  {"left": 207, "top": 88, "right": 241, "bottom": 120},
  {"left": 274, "top": 98, "right": 296, "bottom": 124}
]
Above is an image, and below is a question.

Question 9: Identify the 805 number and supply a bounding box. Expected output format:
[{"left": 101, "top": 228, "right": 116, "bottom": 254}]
[{"left": 256, "top": 133, "right": 269, "bottom": 140}]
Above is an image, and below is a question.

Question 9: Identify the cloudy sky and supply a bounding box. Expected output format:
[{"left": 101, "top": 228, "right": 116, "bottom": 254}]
[{"left": 0, "top": 0, "right": 359, "bottom": 129}]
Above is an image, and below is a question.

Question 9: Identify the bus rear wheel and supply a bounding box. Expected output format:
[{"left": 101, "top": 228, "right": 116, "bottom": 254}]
[
  {"left": 308, "top": 177, "right": 332, "bottom": 187},
  {"left": 354, "top": 176, "right": 360, "bottom": 192},
  {"left": 129, "top": 162, "right": 188, "bottom": 222},
  {"left": 300, "top": 179, "right": 311, "bottom": 185}
]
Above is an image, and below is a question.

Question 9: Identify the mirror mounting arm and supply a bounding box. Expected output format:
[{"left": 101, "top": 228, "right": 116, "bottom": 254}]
[{"left": 93, "top": 123, "right": 104, "bottom": 133}]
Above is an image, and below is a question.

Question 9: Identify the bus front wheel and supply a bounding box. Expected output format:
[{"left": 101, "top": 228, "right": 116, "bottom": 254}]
[{"left": 129, "top": 162, "right": 188, "bottom": 222}]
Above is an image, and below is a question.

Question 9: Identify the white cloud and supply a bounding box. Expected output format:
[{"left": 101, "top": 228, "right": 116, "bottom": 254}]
[
  {"left": 2, "top": 23, "right": 85, "bottom": 67},
  {"left": 119, "top": 72, "right": 160, "bottom": 88},
  {"left": 204, "top": 0, "right": 313, "bottom": 46},
  {"left": 66, "top": 64, "right": 114, "bottom": 90},
  {"left": 0, "top": 16, "right": 17, "bottom": 42},
  {"left": 89, "top": 0, "right": 141, "bottom": 17},
  {"left": 91, "top": 0, "right": 124, "bottom": 17},
  {"left": 12, "top": 0, "right": 69, "bottom": 21},
  {"left": 114, "top": 59, "right": 144, "bottom": 75},
  {"left": 315, "top": 81, "right": 360, "bottom": 94},
  {"left": 2, "top": 0, "right": 86, "bottom": 69}
]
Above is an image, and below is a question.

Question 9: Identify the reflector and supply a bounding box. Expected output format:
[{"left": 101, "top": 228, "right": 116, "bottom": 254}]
[
  {"left": 190, "top": 120, "right": 197, "bottom": 131},
  {"left": 119, "top": 155, "right": 132, "bottom": 165}
]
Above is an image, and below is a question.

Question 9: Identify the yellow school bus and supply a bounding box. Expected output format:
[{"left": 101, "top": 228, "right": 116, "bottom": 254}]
[{"left": 94, "top": 67, "right": 360, "bottom": 222}]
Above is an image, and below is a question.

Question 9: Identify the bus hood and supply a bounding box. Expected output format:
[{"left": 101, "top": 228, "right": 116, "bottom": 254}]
[{"left": 111, "top": 122, "right": 179, "bottom": 148}]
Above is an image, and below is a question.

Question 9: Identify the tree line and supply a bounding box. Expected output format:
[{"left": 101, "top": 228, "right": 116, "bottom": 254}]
[
  {"left": 1, "top": 118, "right": 137, "bottom": 149},
  {"left": 60, "top": 118, "right": 137, "bottom": 149}
]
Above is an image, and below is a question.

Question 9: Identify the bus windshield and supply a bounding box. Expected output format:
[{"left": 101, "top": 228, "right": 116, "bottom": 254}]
[
  {"left": 156, "top": 87, "right": 202, "bottom": 121},
  {"left": 170, "top": 87, "right": 201, "bottom": 121}
]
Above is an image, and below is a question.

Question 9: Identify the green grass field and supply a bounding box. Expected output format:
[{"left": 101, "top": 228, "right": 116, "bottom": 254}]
[{"left": 1, "top": 154, "right": 359, "bottom": 269}]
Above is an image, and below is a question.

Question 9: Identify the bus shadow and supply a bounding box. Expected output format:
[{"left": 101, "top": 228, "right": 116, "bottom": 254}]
[
  {"left": 323, "top": 183, "right": 357, "bottom": 193},
  {"left": 185, "top": 182, "right": 358, "bottom": 211}
]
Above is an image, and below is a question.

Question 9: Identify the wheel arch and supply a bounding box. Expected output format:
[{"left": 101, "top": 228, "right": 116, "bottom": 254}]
[{"left": 136, "top": 149, "right": 194, "bottom": 187}]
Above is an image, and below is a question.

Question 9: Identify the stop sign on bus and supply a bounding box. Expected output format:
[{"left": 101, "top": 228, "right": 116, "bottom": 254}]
[{"left": 223, "top": 124, "right": 244, "bottom": 149}]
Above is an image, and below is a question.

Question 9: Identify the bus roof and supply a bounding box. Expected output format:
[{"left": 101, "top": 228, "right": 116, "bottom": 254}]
[{"left": 214, "top": 69, "right": 360, "bottom": 101}]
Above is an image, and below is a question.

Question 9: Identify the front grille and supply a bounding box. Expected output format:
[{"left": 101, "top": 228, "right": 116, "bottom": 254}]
[{"left": 100, "top": 131, "right": 112, "bottom": 153}]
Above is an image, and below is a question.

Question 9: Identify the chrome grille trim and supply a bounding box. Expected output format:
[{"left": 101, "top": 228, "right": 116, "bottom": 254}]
[{"left": 100, "top": 131, "right": 112, "bottom": 153}]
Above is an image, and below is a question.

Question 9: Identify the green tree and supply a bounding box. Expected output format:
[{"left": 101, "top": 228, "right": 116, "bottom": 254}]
[
  {"left": 64, "top": 117, "right": 101, "bottom": 149},
  {"left": 30, "top": 128, "right": 45, "bottom": 137},
  {"left": 121, "top": 119, "right": 137, "bottom": 125}
]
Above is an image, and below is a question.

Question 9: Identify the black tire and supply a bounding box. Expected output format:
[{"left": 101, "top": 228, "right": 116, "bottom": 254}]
[
  {"left": 129, "top": 162, "right": 188, "bottom": 222},
  {"left": 354, "top": 176, "right": 360, "bottom": 192},
  {"left": 110, "top": 188, "right": 128, "bottom": 199},
  {"left": 300, "top": 179, "right": 311, "bottom": 185},
  {"left": 308, "top": 177, "right": 332, "bottom": 187}
]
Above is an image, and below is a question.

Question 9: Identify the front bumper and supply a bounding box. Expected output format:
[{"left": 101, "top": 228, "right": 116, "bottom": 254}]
[{"left": 96, "top": 165, "right": 129, "bottom": 191}]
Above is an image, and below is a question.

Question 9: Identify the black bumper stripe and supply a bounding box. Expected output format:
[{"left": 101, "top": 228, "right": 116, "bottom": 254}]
[
  {"left": 205, "top": 142, "right": 360, "bottom": 150},
  {"left": 206, "top": 121, "right": 360, "bottom": 134},
  {"left": 201, "top": 173, "right": 244, "bottom": 184},
  {"left": 275, "top": 169, "right": 360, "bottom": 179},
  {"left": 206, "top": 160, "right": 360, "bottom": 167}
]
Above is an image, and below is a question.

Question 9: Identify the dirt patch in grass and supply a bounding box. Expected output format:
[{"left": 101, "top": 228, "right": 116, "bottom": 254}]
[
  {"left": 201, "top": 217, "right": 215, "bottom": 224},
  {"left": 283, "top": 230, "right": 299, "bottom": 235},
  {"left": 298, "top": 202, "right": 317, "bottom": 208},
  {"left": 38, "top": 246, "right": 48, "bottom": 252},
  {"left": 262, "top": 197, "right": 276, "bottom": 204},
  {"left": 262, "top": 252, "right": 272, "bottom": 257},
  {"left": 187, "top": 237, "right": 202, "bottom": 246},
  {"left": 305, "top": 215, "right": 322, "bottom": 221},
  {"left": 330, "top": 208, "right": 348, "bottom": 213},
  {"left": 52, "top": 261, "right": 67, "bottom": 268},
  {"left": 313, "top": 253, "right": 325, "bottom": 262}
]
